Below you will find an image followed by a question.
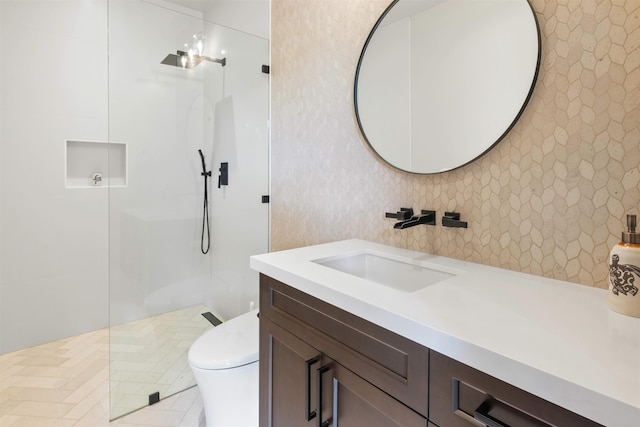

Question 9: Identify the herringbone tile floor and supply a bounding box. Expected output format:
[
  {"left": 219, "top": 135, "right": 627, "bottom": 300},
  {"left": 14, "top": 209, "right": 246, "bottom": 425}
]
[
  {"left": 0, "top": 306, "right": 212, "bottom": 426},
  {"left": 110, "top": 305, "right": 212, "bottom": 419}
]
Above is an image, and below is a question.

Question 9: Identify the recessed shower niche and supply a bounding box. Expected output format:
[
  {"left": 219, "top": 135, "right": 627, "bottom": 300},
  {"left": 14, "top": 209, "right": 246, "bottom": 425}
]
[{"left": 65, "top": 140, "right": 127, "bottom": 188}]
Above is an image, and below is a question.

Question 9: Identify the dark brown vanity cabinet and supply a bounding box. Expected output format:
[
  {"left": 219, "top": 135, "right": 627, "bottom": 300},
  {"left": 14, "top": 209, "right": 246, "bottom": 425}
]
[
  {"left": 259, "top": 275, "right": 428, "bottom": 427},
  {"left": 259, "top": 274, "right": 601, "bottom": 427}
]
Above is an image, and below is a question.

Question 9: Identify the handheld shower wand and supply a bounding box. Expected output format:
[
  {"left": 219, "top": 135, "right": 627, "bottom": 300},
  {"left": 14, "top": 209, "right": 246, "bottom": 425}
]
[{"left": 198, "top": 150, "right": 211, "bottom": 254}]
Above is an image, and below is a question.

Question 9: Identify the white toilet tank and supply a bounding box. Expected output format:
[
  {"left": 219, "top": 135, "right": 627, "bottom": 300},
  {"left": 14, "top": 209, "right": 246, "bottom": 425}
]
[{"left": 188, "top": 309, "right": 259, "bottom": 427}]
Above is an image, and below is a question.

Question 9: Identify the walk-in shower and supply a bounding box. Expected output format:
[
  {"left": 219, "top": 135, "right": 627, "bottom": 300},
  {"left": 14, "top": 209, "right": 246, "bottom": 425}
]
[
  {"left": 0, "top": 0, "right": 268, "bottom": 421},
  {"left": 108, "top": 0, "right": 268, "bottom": 419}
]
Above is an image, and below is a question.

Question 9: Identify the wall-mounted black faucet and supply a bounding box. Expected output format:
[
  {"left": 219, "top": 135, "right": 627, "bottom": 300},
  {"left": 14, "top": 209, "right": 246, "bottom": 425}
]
[
  {"left": 386, "top": 208, "right": 436, "bottom": 229},
  {"left": 442, "top": 211, "right": 467, "bottom": 228},
  {"left": 394, "top": 210, "right": 436, "bottom": 229}
]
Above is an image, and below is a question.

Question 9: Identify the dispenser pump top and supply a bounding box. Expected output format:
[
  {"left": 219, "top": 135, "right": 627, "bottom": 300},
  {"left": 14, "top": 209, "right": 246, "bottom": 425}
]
[{"left": 622, "top": 214, "right": 639, "bottom": 244}]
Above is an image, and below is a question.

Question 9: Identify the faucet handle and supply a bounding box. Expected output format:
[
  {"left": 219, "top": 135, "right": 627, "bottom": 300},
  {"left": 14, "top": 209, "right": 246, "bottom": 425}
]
[
  {"left": 385, "top": 207, "right": 413, "bottom": 220},
  {"left": 442, "top": 211, "right": 467, "bottom": 228}
]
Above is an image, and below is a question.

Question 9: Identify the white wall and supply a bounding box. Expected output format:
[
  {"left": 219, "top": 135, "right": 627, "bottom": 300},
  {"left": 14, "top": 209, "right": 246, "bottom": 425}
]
[
  {"left": 204, "top": 0, "right": 270, "bottom": 39},
  {"left": 202, "top": 24, "right": 269, "bottom": 319},
  {"left": 0, "top": 0, "right": 4, "bottom": 297},
  {"left": 0, "top": 0, "right": 269, "bottom": 353},
  {"left": 201, "top": 0, "right": 270, "bottom": 319},
  {"left": 108, "top": 0, "right": 269, "bottom": 324},
  {"left": 0, "top": 0, "right": 109, "bottom": 353},
  {"left": 107, "top": 0, "right": 213, "bottom": 325}
]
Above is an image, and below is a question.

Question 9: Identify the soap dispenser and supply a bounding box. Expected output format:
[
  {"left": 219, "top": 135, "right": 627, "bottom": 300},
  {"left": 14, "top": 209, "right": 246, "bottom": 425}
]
[{"left": 608, "top": 214, "right": 640, "bottom": 317}]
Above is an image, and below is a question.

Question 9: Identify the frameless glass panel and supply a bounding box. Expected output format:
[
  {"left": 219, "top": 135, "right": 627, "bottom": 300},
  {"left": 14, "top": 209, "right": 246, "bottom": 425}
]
[{"left": 108, "top": 0, "right": 268, "bottom": 419}]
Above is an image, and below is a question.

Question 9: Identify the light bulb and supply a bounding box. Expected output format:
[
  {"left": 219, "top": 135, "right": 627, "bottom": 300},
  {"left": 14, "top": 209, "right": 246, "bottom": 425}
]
[
  {"left": 192, "top": 34, "right": 205, "bottom": 57},
  {"left": 196, "top": 39, "right": 204, "bottom": 56}
]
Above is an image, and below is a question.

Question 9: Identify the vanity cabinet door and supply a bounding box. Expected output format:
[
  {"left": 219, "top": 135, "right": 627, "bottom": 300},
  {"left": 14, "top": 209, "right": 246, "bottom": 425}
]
[
  {"left": 260, "top": 317, "right": 324, "bottom": 427},
  {"left": 330, "top": 361, "right": 427, "bottom": 427},
  {"left": 260, "top": 317, "right": 427, "bottom": 427},
  {"left": 260, "top": 274, "right": 429, "bottom": 417}
]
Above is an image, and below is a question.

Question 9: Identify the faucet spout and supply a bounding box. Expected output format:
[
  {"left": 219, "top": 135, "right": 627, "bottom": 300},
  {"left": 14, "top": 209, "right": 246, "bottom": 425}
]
[{"left": 393, "top": 210, "right": 436, "bottom": 229}]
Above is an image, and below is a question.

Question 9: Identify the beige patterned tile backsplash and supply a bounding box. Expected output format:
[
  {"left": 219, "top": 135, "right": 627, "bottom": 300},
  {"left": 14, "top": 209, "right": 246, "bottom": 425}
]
[{"left": 270, "top": 0, "right": 640, "bottom": 289}]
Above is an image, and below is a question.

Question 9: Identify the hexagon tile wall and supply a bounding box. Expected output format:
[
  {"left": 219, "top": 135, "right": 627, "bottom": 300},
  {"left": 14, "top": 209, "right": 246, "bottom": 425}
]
[{"left": 270, "top": 0, "right": 640, "bottom": 289}]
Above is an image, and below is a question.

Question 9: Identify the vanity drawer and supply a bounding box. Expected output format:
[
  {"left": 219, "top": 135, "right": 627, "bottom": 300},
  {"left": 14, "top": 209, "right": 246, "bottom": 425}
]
[
  {"left": 429, "top": 350, "right": 602, "bottom": 427},
  {"left": 260, "top": 274, "right": 429, "bottom": 417}
]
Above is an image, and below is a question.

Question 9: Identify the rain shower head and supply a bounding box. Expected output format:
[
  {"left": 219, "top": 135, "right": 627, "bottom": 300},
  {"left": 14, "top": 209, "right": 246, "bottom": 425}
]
[
  {"left": 161, "top": 50, "right": 196, "bottom": 69},
  {"left": 161, "top": 50, "right": 226, "bottom": 69}
]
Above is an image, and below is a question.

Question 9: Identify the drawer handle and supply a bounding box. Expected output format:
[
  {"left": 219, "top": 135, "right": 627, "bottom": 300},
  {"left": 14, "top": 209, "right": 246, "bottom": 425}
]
[
  {"left": 474, "top": 399, "right": 508, "bottom": 427},
  {"left": 305, "top": 357, "right": 319, "bottom": 421},
  {"left": 317, "top": 365, "right": 332, "bottom": 427}
]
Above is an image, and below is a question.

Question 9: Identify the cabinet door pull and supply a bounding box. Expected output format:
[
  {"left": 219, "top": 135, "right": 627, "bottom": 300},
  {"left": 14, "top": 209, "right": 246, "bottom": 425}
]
[
  {"left": 474, "top": 399, "right": 508, "bottom": 427},
  {"left": 317, "top": 365, "right": 332, "bottom": 427},
  {"left": 305, "top": 357, "right": 319, "bottom": 421}
]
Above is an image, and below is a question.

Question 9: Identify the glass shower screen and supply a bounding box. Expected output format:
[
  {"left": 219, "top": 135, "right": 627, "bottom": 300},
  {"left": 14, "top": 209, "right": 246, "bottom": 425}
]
[{"left": 107, "top": 0, "right": 268, "bottom": 419}]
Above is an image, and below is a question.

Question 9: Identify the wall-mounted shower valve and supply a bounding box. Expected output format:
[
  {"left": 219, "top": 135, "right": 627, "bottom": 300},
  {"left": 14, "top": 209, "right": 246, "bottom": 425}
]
[
  {"left": 218, "top": 162, "right": 229, "bottom": 188},
  {"left": 91, "top": 172, "right": 103, "bottom": 187}
]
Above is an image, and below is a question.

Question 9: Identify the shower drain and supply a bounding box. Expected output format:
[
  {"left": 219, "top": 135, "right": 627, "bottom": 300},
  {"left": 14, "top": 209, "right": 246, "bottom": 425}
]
[{"left": 201, "top": 312, "right": 223, "bottom": 326}]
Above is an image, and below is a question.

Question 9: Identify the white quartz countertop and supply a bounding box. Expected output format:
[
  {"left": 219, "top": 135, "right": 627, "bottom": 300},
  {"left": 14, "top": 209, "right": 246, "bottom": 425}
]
[{"left": 250, "top": 239, "right": 640, "bottom": 427}]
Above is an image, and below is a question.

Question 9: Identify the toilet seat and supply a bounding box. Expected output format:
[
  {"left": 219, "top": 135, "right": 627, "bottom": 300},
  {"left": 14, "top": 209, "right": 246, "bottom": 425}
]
[{"left": 188, "top": 309, "right": 259, "bottom": 370}]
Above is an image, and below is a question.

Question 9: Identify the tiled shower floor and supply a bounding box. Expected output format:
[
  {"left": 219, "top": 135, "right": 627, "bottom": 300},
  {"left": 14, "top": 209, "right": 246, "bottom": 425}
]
[
  {"left": 0, "top": 305, "right": 214, "bottom": 426},
  {"left": 110, "top": 305, "right": 212, "bottom": 418}
]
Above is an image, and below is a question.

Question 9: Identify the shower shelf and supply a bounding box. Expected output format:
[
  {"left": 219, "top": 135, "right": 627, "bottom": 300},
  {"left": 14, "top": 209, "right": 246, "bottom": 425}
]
[{"left": 65, "top": 140, "right": 127, "bottom": 188}]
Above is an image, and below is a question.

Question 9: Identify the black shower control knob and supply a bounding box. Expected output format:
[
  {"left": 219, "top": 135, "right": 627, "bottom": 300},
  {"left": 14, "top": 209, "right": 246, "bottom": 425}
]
[{"left": 218, "top": 162, "right": 229, "bottom": 188}]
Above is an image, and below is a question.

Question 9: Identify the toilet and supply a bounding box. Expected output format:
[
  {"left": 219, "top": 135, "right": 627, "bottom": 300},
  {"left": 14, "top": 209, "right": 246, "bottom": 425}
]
[{"left": 188, "top": 309, "right": 259, "bottom": 427}]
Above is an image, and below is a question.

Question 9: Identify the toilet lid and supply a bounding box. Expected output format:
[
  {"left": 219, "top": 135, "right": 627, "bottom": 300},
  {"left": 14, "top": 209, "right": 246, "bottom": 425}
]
[{"left": 188, "top": 309, "right": 259, "bottom": 370}]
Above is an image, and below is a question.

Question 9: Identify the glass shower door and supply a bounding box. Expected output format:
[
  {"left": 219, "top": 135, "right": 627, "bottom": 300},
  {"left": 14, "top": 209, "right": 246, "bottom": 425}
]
[{"left": 107, "top": 0, "right": 268, "bottom": 419}]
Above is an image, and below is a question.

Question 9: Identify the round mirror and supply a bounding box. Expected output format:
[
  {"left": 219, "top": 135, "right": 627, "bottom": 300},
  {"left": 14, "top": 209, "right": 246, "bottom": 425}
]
[{"left": 354, "top": 0, "right": 540, "bottom": 174}]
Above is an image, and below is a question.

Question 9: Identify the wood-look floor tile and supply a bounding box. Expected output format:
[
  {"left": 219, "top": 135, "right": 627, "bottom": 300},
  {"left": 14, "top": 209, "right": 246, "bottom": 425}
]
[
  {"left": 0, "top": 414, "right": 21, "bottom": 427},
  {"left": 13, "top": 356, "right": 70, "bottom": 368},
  {"left": 6, "top": 375, "right": 68, "bottom": 390},
  {"left": 8, "top": 400, "right": 76, "bottom": 418},
  {"left": 1, "top": 415, "right": 77, "bottom": 427},
  {"left": 4, "top": 386, "right": 73, "bottom": 403},
  {"left": 64, "top": 381, "right": 109, "bottom": 420},
  {"left": 1, "top": 305, "right": 209, "bottom": 426},
  {"left": 61, "top": 359, "right": 108, "bottom": 391},
  {"left": 63, "top": 365, "right": 108, "bottom": 404}
]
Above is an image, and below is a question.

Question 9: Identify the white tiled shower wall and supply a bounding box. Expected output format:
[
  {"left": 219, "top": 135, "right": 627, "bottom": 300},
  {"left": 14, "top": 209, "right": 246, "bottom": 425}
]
[
  {"left": 0, "top": 0, "right": 269, "bottom": 353},
  {"left": 0, "top": 0, "right": 110, "bottom": 353}
]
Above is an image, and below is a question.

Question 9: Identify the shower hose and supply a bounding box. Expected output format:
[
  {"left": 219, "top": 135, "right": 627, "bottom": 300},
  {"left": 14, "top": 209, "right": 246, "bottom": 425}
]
[{"left": 198, "top": 149, "right": 211, "bottom": 254}]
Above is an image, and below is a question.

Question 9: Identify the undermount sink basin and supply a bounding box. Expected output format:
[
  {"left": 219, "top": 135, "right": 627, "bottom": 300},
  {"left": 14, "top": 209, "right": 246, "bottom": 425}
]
[{"left": 313, "top": 251, "right": 458, "bottom": 292}]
